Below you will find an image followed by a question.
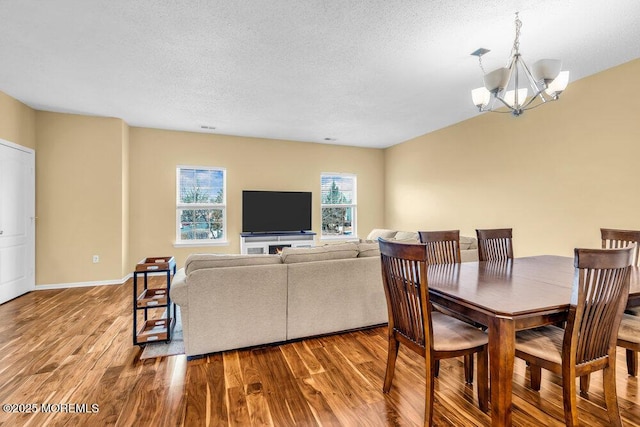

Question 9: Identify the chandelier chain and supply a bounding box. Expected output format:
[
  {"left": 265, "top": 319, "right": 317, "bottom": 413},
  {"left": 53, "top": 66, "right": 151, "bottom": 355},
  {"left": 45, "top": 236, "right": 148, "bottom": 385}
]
[
  {"left": 507, "top": 12, "right": 522, "bottom": 66},
  {"left": 478, "top": 54, "right": 486, "bottom": 74}
]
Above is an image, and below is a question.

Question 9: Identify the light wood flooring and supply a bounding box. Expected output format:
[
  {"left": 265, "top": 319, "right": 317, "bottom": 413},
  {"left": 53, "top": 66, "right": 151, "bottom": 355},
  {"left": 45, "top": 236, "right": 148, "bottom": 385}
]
[{"left": 0, "top": 278, "right": 639, "bottom": 426}]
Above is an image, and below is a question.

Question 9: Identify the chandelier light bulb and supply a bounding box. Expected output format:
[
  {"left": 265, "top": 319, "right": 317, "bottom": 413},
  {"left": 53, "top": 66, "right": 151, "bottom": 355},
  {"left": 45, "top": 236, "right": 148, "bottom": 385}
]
[
  {"left": 483, "top": 68, "right": 510, "bottom": 93},
  {"left": 504, "top": 88, "right": 529, "bottom": 108},
  {"left": 532, "top": 59, "right": 563, "bottom": 83},
  {"left": 472, "top": 87, "right": 491, "bottom": 107},
  {"left": 545, "top": 71, "right": 570, "bottom": 97}
]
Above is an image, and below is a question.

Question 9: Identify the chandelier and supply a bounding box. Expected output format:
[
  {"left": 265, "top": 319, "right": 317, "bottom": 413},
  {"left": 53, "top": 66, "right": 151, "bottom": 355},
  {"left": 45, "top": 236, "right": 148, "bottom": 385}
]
[{"left": 471, "top": 13, "right": 569, "bottom": 116}]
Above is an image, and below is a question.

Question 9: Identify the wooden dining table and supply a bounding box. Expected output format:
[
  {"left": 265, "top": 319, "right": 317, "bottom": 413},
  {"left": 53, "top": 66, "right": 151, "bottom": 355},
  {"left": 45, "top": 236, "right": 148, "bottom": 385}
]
[{"left": 426, "top": 255, "right": 640, "bottom": 427}]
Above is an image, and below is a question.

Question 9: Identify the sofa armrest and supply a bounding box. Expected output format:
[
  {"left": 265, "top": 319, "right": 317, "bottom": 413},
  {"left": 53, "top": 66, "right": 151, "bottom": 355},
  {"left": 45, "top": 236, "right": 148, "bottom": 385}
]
[
  {"left": 176, "top": 264, "right": 288, "bottom": 356},
  {"left": 170, "top": 268, "right": 188, "bottom": 307}
]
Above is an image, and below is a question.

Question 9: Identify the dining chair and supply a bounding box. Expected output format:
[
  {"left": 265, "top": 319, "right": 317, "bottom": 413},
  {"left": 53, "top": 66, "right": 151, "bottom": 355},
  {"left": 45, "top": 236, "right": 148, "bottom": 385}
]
[
  {"left": 418, "top": 229, "right": 482, "bottom": 377},
  {"left": 601, "top": 228, "right": 640, "bottom": 266},
  {"left": 602, "top": 228, "right": 640, "bottom": 377},
  {"left": 418, "top": 230, "right": 461, "bottom": 264},
  {"left": 514, "top": 246, "right": 634, "bottom": 427},
  {"left": 601, "top": 229, "right": 640, "bottom": 307},
  {"left": 378, "top": 238, "right": 488, "bottom": 426},
  {"left": 476, "top": 228, "right": 513, "bottom": 261}
]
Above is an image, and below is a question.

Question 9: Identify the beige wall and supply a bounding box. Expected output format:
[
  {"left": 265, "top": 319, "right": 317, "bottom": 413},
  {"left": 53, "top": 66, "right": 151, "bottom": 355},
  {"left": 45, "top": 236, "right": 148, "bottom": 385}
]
[
  {"left": 385, "top": 58, "right": 640, "bottom": 257},
  {"left": 0, "top": 90, "right": 36, "bottom": 149},
  {"left": 35, "top": 112, "right": 128, "bottom": 285},
  {"left": 2, "top": 58, "right": 638, "bottom": 286},
  {"left": 2, "top": 100, "right": 383, "bottom": 285},
  {"left": 129, "top": 128, "right": 385, "bottom": 269}
]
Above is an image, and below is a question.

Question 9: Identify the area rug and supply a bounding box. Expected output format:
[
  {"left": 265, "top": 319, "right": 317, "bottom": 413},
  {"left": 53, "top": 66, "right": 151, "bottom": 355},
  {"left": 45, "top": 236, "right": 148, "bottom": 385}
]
[{"left": 140, "top": 306, "right": 185, "bottom": 359}]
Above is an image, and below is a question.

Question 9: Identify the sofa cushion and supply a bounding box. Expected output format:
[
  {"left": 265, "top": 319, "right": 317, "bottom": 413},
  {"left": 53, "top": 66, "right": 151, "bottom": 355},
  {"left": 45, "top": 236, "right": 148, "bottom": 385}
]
[
  {"left": 366, "top": 229, "right": 398, "bottom": 241},
  {"left": 357, "top": 242, "right": 380, "bottom": 257},
  {"left": 281, "top": 243, "right": 359, "bottom": 264},
  {"left": 461, "top": 249, "right": 479, "bottom": 263},
  {"left": 185, "top": 253, "right": 282, "bottom": 275}
]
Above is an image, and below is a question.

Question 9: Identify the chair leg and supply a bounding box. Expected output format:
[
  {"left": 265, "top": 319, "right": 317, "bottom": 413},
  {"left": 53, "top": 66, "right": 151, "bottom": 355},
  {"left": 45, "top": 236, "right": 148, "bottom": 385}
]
[
  {"left": 529, "top": 364, "right": 542, "bottom": 391},
  {"left": 561, "top": 371, "right": 579, "bottom": 427},
  {"left": 464, "top": 354, "right": 474, "bottom": 384},
  {"left": 602, "top": 364, "right": 623, "bottom": 427},
  {"left": 626, "top": 349, "right": 638, "bottom": 376},
  {"left": 476, "top": 348, "right": 489, "bottom": 412},
  {"left": 579, "top": 374, "right": 590, "bottom": 397},
  {"left": 425, "top": 358, "right": 436, "bottom": 427},
  {"left": 383, "top": 337, "right": 399, "bottom": 393},
  {"left": 434, "top": 360, "right": 440, "bottom": 378}
]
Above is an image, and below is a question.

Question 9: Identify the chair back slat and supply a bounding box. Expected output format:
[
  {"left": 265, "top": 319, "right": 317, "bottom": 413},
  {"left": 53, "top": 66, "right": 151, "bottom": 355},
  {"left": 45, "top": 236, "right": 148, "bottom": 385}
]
[
  {"left": 476, "top": 228, "right": 513, "bottom": 261},
  {"left": 379, "top": 239, "right": 430, "bottom": 350},
  {"left": 418, "top": 230, "right": 461, "bottom": 265},
  {"left": 567, "top": 247, "right": 633, "bottom": 366},
  {"left": 601, "top": 228, "right": 640, "bottom": 266}
]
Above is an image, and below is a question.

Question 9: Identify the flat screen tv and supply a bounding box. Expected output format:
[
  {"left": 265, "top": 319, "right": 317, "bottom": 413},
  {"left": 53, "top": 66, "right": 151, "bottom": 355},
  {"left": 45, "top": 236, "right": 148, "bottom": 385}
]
[{"left": 242, "top": 190, "right": 312, "bottom": 233}]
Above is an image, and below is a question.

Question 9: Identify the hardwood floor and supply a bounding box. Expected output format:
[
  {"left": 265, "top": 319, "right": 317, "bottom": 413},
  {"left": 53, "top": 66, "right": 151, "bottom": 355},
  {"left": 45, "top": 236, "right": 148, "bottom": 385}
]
[{"left": 0, "top": 279, "right": 638, "bottom": 426}]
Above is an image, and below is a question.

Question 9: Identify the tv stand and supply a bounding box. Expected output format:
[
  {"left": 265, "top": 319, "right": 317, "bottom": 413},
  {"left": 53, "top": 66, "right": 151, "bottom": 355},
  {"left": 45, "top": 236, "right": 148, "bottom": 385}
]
[{"left": 240, "top": 231, "right": 316, "bottom": 255}]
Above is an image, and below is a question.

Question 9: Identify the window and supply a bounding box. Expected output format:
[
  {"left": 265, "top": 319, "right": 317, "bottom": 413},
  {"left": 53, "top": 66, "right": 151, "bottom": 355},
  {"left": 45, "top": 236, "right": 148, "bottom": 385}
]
[
  {"left": 321, "top": 173, "right": 356, "bottom": 238},
  {"left": 176, "top": 166, "right": 226, "bottom": 244}
]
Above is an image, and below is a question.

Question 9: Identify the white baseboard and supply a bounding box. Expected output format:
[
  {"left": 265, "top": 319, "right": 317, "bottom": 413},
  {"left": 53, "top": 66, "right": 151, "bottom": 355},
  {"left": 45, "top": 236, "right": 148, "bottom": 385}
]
[{"left": 36, "top": 273, "right": 133, "bottom": 290}]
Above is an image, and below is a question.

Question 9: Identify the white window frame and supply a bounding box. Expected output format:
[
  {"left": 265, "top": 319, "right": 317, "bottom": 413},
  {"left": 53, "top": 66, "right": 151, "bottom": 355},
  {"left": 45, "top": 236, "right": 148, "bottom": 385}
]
[
  {"left": 320, "top": 172, "right": 357, "bottom": 240},
  {"left": 174, "top": 166, "right": 228, "bottom": 247}
]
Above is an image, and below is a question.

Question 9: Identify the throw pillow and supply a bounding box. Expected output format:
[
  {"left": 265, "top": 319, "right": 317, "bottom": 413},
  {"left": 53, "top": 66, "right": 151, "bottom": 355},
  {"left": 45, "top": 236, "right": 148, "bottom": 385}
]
[
  {"left": 365, "top": 229, "right": 398, "bottom": 240},
  {"left": 393, "top": 231, "right": 419, "bottom": 242}
]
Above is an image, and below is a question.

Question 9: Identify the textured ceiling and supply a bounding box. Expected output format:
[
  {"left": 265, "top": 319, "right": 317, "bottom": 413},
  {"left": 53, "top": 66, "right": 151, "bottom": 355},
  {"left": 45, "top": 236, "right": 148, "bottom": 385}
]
[{"left": 1, "top": 1, "right": 639, "bottom": 148}]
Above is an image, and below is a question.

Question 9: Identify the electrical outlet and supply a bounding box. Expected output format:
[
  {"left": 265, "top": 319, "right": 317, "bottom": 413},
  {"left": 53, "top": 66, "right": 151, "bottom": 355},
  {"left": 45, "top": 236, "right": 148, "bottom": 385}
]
[{"left": 92, "top": 255, "right": 99, "bottom": 263}]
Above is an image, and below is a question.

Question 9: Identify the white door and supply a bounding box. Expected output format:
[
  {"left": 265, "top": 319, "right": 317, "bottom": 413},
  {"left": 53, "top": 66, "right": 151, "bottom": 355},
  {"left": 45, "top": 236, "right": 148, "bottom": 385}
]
[{"left": 0, "top": 139, "right": 35, "bottom": 304}]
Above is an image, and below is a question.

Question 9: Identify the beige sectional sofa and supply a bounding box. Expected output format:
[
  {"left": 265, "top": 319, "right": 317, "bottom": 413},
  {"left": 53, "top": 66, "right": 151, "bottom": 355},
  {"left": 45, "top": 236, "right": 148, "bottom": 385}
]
[
  {"left": 364, "top": 229, "right": 479, "bottom": 262},
  {"left": 170, "top": 242, "right": 386, "bottom": 357},
  {"left": 170, "top": 229, "right": 479, "bottom": 358}
]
